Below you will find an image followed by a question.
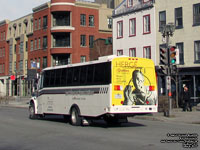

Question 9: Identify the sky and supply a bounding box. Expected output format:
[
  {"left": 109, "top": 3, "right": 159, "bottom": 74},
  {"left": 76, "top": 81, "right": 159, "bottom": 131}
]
[
  {"left": 0, "top": 0, "right": 96, "bottom": 21},
  {"left": 0, "top": 0, "right": 50, "bottom": 21}
]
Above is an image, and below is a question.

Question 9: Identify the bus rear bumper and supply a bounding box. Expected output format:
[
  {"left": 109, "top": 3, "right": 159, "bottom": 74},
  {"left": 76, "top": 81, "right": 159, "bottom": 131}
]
[{"left": 105, "top": 105, "right": 158, "bottom": 114}]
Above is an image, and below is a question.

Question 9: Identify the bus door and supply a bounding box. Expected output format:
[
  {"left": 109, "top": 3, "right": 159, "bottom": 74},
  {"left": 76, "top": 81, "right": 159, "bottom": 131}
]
[{"left": 36, "top": 74, "right": 44, "bottom": 114}]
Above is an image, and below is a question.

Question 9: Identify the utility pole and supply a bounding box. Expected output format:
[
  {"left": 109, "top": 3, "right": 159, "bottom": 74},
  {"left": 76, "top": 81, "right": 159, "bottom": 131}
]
[{"left": 160, "top": 23, "right": 175, "bottom": 117}]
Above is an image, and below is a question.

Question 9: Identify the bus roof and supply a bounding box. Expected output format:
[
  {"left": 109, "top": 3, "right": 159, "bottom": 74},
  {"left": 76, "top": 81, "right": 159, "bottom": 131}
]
[{"left": 42, "top": 55, "right": 153, "bottom": 71}]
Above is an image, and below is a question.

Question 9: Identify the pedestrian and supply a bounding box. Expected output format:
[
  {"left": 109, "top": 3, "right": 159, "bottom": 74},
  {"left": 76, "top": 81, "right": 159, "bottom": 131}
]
[{"left": 182, "top": 85, "right": 192, "bottom": 111}]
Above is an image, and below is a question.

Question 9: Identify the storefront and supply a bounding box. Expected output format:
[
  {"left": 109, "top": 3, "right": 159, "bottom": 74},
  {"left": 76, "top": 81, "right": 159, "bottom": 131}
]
[{"left": 157, "top": 67, "right": 200, "bottom": 108}]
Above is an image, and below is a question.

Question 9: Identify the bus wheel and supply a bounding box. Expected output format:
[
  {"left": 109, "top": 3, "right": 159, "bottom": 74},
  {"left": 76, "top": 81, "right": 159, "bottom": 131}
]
[
  {"left": 29, "top": 103, "right": 37, "bottom": 119},
  {"left": 70, "top": 107, "right": 82, "bottom": 126}
]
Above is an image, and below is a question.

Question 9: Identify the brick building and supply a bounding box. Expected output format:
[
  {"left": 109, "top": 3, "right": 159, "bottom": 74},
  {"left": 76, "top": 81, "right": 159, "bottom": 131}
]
[
  {"left": 90, "top": 38, "right": 113, "bottom": 61},
  {"left": 29, "top": 0, "right": 113, "bottom": 70}
]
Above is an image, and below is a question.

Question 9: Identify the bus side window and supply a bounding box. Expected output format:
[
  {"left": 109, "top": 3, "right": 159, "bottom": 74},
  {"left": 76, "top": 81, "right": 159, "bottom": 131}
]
[
  {"left": 61, "top": 68, "right": 67, "bottom": 86},
  {"left": 73, "top": 67, "right": 80, "bottom": 85},
  {"left": 50, "top": 70, "right": 56, "bottom": 87},
  {"left": 87, "top": 65, "right": 94, "bottom": 85},
  {"left": 94, "top": 63, "right": 105, "bottom": 84},
  {"left": 55, "top": 69, "right": 62, "bottom": 87},
  {"left": 67, "top": 68, "right": 73, "bottom": 86},
  {"left": 80, "top": 66, "right": 87, "bottom": 85},
  {"left": 43, "top": 70, "right": 51, "bottom": 87},
  {"left": 104, "top": 62, "right": 111, "bottom": 84}
]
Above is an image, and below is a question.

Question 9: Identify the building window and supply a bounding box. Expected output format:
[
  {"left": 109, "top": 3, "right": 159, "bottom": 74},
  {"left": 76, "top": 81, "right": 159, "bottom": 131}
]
[
  {"left": 117, "top": 21, "right": 123, "bottom": 38},
  {"left": 25, "top": 60, "right": 28, "bottom": 70},
  {"left": 19, "top": 60, "right": 23, "bottom": 73},
  {"left": 18, "top": 25, "right": 21, "bottom": 34},
  {"left": 38, "top": 58, "right": 40, "bottom": 69},
  {"left": 53, "top": 32, "right": 70, "bottom": 47},
  {"left": 193, "top": 3, "right": 200, "bottom": 26},
  {"left": 34, "top": 39, "right": 37, "bottom": 50},
  {"left": 3, "top": 32, "right": 5, "bottom": 40},
  {"left": 143, "top": 15, "right": 151, "bottom": 34},
  {"left": 31, "top": 20, "right": 33, "bottom": 31},
  {"left": 3, "top": 48, "right": 5, "bottom": 57},
  {"left": 43, "top": 16, "right": 48, "bottom": 29},
  {"left": 159, "top": 11, "right": 166, "bottom": 30},
  {"left": 26, "top": 41, "right": 28, "bottom": 51},
  {"left": 80, "top": 14, "right": 86, "bottom": 26},
  {"left": 43, "top": 56, "right": 47, "bottom": 68},
  {"left": 194, "top": 41, "right": 200, "bottom": 63},
  {"left": 9, "top": 62, "right": 12, "bottom": 74},
  {"left": 175, "top": 7, "right": 183, "bottom": 29},
  {"left": 43, "top": 36, "right": 47, "bottom": 49},
  {"left": 108, "top": 17, "right": 112, "bottom": 29},
  {"left": 89, "top": 15, "right": 94, "bottom": 27},
  {"left": 20, "top": 42, "right": 23, "bottom": 53},
  {"left": 176, "top": 42, "right": 184, "bottom": 64},
  {"left": 14, "top": 44, "right": 16, "bottom": 54},
  {"left": 117, "top": 50, "right": 123, "bottom": 56},
  {"left": 81, "top": 56, "right": 86, "bottom": 63},
  {"left": 129, "top": 18, "right": 136, "bottom": 36},
  {"left": 89, "top": 35, "right": 94, "bottom": 48},
  {"left": 143, "top": 0, "right": 150, "bottom": 3},
  {"left": 34, "top": 19, "right": 37, "bottom": 30},
  {"left": 38, "top": 38, "right": 41, "bottom": 49},
  {"left": 31, "top": 40, "right": 33, "bottom": 51},
  {"left": 143, "top": 46, "right": 151, "bottom": 59},
  {"left": 38, "top": 18, "right": 41, "bottom": 29},
  {"left": 80, "top": 35, "right": 86, "bottom": 47},
  {"left": 129, "top": 48, "right": 136, "bottom": 57},
  {"left": 127, "top": 0, "right": 133, "bottom": 7},
  {"left": 14, "top": 61, "right": 16, "bottom": 72}
]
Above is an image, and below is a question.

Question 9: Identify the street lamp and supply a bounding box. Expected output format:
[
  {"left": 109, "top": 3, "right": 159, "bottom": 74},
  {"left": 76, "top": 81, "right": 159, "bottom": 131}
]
[{"left": 160, "top": 23, "right": 175, "bottom": 38}]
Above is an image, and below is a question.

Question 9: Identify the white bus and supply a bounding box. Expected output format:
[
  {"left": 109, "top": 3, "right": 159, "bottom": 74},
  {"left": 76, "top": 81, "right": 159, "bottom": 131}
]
[{"left": 29, "top": 55, "right": 158, "bottom": 126}]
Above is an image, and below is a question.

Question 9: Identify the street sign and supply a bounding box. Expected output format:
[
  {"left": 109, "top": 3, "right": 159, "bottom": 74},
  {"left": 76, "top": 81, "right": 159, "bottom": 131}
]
[
  {"left": 10, "top": 75, "right": 16, "bottom": 81},
  {"left": 27, "top": 69, "right": 37, "bottom": 80},
  {"left": 166, "top": 76, "right": 171, "bottom": 90}
]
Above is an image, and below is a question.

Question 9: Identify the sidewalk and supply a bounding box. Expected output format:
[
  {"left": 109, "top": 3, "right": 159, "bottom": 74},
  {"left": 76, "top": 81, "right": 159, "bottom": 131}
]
[
  {"left": 0, "top": 96, "right": 30, "bottom": 108},
  {"left": 134, "top": 106, "right": 200, "bottom": 125},
  {"left": 0, "top": 97, "right": 200, "bottom": 125}
]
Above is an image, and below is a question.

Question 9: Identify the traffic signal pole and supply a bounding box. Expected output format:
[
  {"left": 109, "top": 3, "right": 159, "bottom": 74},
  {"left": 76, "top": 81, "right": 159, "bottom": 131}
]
[
  {"left": 166, "top": 35, "right": 172, "bottom": 117},
  {"left": 160, "top": 23, "right": 175, "bottom": 117}
]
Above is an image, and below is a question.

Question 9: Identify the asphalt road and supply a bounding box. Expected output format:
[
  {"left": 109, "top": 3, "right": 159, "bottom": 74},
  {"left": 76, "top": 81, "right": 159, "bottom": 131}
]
[{"left": 0, "top": 107, "right": 199, "bottom": 150}]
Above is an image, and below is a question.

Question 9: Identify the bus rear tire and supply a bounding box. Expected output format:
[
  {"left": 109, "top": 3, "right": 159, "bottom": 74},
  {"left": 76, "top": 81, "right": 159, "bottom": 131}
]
[
  {"left": 70, "top": 107, "right": 82, "bottom": 126},
  {"left": 29, "top": 103, "right": 37, "bottom": 119}
]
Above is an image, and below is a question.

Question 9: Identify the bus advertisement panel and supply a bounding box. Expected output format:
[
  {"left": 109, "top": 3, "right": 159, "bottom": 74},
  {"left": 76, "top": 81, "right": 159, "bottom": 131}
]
[{"left": 112, "top": 57, "right": 157, "bottom": 107}]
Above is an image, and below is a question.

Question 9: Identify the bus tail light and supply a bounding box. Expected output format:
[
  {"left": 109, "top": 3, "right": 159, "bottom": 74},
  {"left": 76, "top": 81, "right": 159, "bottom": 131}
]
[
  {"left": 149, "top": 86, "right": 155, "bottom": 91},
  {"left": 114, "top": 85, "right": 123, "bottom": 91}
]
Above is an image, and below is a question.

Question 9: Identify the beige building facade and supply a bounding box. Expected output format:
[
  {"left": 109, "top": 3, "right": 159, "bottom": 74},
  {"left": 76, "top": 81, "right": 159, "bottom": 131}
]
[
  {"left": 6, "top": 14, "right": 33, "bottom": 96},
  {"left": 155, "top": 0, "right": 200, "bottom": 105}
]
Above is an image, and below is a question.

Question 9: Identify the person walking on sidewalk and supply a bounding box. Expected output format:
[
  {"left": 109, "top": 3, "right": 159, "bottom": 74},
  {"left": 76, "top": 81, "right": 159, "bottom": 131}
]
[{"left": 182, "top": 85, "right": 192, "bottom": 111}]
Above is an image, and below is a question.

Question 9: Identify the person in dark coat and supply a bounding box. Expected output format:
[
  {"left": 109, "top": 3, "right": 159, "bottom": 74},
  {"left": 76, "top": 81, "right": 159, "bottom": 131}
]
[{"left": 182, "top": 85, "right": 192, "bottom": 111}]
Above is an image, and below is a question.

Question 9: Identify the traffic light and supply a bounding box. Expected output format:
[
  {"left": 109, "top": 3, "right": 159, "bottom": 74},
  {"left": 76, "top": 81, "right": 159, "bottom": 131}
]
[
  {"left": 160, "top": 65, "right": 168, "bottom": 75},
  {"left": 160, "top": 45, "right": 168, "bottom": 65},
  {"left": 169, "top": 46, "right": 179, "bottom": 65},
  {"left": 170, "top": 65, "right": 177, "bottom": 75}
]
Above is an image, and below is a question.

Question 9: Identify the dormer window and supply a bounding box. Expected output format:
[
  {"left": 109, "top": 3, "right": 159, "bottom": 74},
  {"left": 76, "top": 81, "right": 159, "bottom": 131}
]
[{"left": 127, "top": 0, "right": 133, "bottom": 8}]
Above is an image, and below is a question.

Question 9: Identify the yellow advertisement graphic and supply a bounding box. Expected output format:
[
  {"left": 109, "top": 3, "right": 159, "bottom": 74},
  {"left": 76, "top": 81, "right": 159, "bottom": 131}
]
[{"left": 112, "top": 57, "right": 157, "bottom": 106}]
